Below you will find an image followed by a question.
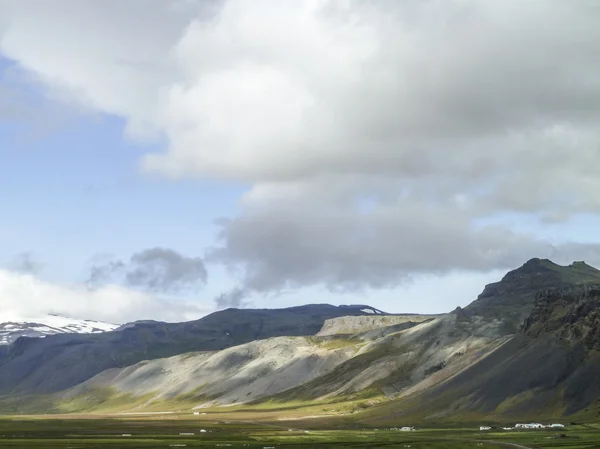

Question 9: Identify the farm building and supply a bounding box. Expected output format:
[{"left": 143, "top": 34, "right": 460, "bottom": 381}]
[{"left": 515, "top": 423, "right": 544, "bottom": 429}]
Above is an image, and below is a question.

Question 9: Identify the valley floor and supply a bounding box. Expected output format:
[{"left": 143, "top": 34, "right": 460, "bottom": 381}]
[{"left": 0, "top": 415, "right": 598, "bottom": 448}]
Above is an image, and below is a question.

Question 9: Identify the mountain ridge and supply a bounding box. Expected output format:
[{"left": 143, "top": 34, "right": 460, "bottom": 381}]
[{"left": 0, "top": 304, "right": 394, "bottom": 396}]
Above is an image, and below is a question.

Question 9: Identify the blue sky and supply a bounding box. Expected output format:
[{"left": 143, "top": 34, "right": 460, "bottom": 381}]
[
  {"left": 1, "top": 108, "right": 239, "bottom": 279},
  {"left": 2, "top": 1, "right": 600, "bottom": 324},
  {"left": 0, "top": 66, "right": 249, "bottom": 313},
  {"left": 0, "top": 54, "right": 244, "bottom": 317}
]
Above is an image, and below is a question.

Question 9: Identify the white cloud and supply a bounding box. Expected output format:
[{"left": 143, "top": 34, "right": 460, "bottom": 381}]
[
  {"left": 2, "top": 1, "right": 600, "bottom": 300},
  {"left": 0, "top": 0, "right": 194, "bottom": 139},
  {"left": 0, "top": 269, "right": 210, "bottom": 324},
  {"left": 3, "top": 1, "right": 599, "bottom": 195}
]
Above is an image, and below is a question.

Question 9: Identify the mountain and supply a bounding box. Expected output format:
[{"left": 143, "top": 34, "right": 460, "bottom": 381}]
[
  {"left": 464, "top": 258, "right": 600, "bottom": 331},
  {"left": 2, "top": 259, "right": 600, "bottom": 420},
  {"left": 0, "top": 314, "right": 118, "bottom": 345},
  {"left": 364, "top": 283, "right": 600, "bottom": 423},
  {"left": 0, "top": 304, "right": 391, "bottom": 396}
]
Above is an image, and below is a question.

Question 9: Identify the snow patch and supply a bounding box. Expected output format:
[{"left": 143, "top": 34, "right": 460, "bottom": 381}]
[{"left": 0, "top": 314, "right": 118, "bottom": 345}]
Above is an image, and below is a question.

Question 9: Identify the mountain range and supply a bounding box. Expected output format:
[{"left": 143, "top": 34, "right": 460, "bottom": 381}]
[{"left": 1, "top": 258, "right": 600, "bottom": 423}]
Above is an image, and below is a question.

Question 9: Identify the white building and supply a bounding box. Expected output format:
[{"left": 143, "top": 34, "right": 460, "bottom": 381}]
[
  {"left": 480, "top": 426, "right": 492, "bottom": 431},
  {"left": 515, "top": 423, "right": 544, "bottom": 429}
]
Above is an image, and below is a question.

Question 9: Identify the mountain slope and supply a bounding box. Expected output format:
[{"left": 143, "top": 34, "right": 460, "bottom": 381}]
[
  {"left": 46, "top": 312, "right": 507, "bottom": 413},
  {"left": 0, "top": 314, "right": 118, "bottom": 345},
  {"left": 0, "top": 304, "right": 390, "bottom": 396},
  {"left": 367, "top": 284, "right": 600, "bottom": 423},
  {"left": 65, "top": 336, "right": 358, "bottom": 409},
  {"left": 464, "top": 258, "right": 600, "bottom": 331}
]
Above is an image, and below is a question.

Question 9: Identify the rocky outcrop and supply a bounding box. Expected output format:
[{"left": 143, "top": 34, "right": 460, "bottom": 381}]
[
  {"left": 316, "top": 314, "right": 436, "bottom": 337},
  {"left": 523, "top": 284, "right": 600, "bottom": 350},
  {"left": 465, "top": 258, "right": 600, "bottom": 331}
]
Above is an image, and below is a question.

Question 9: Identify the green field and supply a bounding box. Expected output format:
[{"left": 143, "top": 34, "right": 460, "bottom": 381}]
[{"left": 0, "top": 416, "right": 599, "bottom": 448}]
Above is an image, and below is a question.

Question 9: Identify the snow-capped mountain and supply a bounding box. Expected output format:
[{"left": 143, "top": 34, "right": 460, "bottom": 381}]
[{"left": 0, "top": 314, "right": 118, "bottom": 345}]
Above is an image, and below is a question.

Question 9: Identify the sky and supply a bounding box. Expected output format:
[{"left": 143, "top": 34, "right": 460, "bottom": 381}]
[{"left": 2, "top": 0, "right": 600, "bottom": 324}]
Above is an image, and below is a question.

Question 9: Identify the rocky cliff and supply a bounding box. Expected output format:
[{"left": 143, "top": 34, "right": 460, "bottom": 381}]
[{"left": 524, "top": 284, "right": 600, "bottom": 350}]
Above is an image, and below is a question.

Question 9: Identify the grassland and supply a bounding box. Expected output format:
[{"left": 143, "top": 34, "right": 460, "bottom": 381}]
[{"left": 0, "top": 414, "right": 599, "bottom": 448}]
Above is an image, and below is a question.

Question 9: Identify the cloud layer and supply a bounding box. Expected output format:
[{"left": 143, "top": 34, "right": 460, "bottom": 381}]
[
  {"left": 0, "top": 269, "right": 210, "bottom": 324},
  {"left": 207, "top": 190, "right": 600, "bottom": 296},
  {"left": 3, "top": 1, "right": 600, "bottom": 302}
]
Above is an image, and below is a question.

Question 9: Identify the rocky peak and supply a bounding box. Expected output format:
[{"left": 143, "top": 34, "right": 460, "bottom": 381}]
[
  {"left": 464, "top": 259, "right": 600, "bottom": 331},
  {"left": 520, "top": 257, "right": 555, "bottom": 270},
  {"left": 477, "top": 258, "right": 563, "bottom": 299}
]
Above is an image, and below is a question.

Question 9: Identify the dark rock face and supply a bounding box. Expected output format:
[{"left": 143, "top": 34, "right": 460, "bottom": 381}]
[
  {"left": 523, "top": 285, "right": 600, "bottom": 350},
  {"left": 0, "top": 304, "right": 386, "bottom": 395},
  {"left": 465, "top": 259, "right": 600, "bottom": 331}
]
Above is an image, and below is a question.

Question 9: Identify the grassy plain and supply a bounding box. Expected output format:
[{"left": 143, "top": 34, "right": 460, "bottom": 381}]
[{"left": 0, "top": 414, "right": 599, "bottom": 449}]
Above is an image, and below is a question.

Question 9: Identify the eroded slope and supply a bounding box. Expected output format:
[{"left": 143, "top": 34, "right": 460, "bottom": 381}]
[{"left": 60, "top": 312, "right": 508, "bottom": 412}]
